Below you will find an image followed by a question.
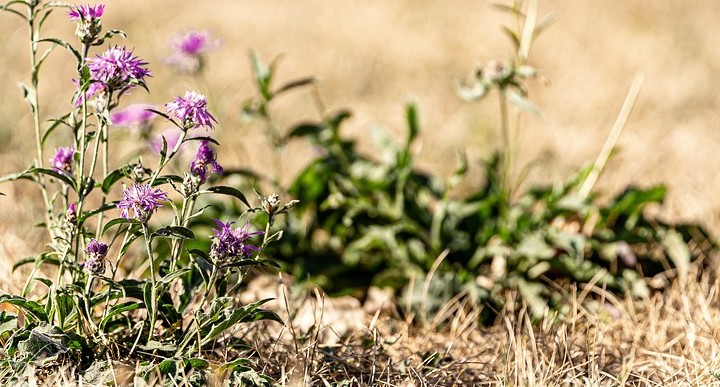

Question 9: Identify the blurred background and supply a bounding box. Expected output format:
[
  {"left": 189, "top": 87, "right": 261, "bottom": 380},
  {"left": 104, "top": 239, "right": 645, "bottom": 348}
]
[{"left": 1, "top": 0, "right": 719, "bottom": 263}]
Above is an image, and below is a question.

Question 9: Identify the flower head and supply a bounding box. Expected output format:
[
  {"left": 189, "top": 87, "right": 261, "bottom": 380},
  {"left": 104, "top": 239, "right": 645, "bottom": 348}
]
[
  {"left": 68, "top": 4, "right": 104, "bottom": 44},
  {"left": 165, "top": 91, "right": 216, "bottom": 130},
  {"left": 165, "top": 30, "right": 220, "bottom": 73},
  {"left": 85, "top": 239, "right": 109, "bottom": 260},
  {"left": 68, "top": 4, "right": 105, "bottom": 22},
  {"left": 50, "top": 146, "right": 75, "bottom": 174},
  {"left": 210, "top": 220, "right": 263, "bottom": 261},
  {"left": 66, "top": 203, "right": 77, "bottom": 225},
  {"left": 83, "top": 238, "right": 108, "bottom": 276},
  {"left": 190, "top": 140, "right": 222, "bottom": 183},
  {"left": 117, "top": 183, "right": 168, "bottom": 222},
  {"left": 110, "top": 104, "right": 156, "bottom": 129},
  {"left": 173, "top": 30, "right": 219, "bottom": 56},
  {"left": 87, "top": 46, "right": 150, "bottom": 90}
]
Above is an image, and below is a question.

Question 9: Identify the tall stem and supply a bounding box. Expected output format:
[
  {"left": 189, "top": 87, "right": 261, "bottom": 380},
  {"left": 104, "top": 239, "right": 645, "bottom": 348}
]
[
  {"left": 26, "top": 5, "right": 53, "bottom": 234},
  {"left": 498, "top": 89, "right": 512, "bottom": 210},
  {"left": 142, "top": 224, "right": 157, "bottom": 343}
]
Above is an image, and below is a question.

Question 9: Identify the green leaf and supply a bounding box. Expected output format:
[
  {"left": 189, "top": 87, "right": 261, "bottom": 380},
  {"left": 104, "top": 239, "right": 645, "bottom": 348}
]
[
  {"left": 30, "top": 167, "right": 76, "bottom": 190},
  {"left": 152, "top": 226, "right": 195, "bottom": 241},
  {"left": 79, "top": 202, "right": 118, "bottom": 225},
  {"left": 99, "top": 301, "right": 141, "bottom": 330},
  {"left": 182, "top": 136, "right": 219, "bottom": 145},
  {"left": 405, "top": 101, "right": 420, "bottom": 145},
  {"left": 33, "top": 277, "right": 53, "bottom": 289},
  {"left": 101, "top": 167, "right": 128, "bottom": 194},
  {"left": 160, "top": 268, "right": 191, "bottom": 285},
  {"left": 285, "top": 123, "right": 324, "bottom": 141},
  {"left": 143, "top": 282, "right": 155, "bottom": 328},
  {"left": 40, "top": 113, "right": 70, "bottom": 146},
  {"left": 54, "top": 291, "right": 73, "bottom": 330},
  {"left": 12, "top": 253, "right": 59, "bottom": 272},
  {"left": 184, "top": 357, "right": 209, "bottom": 370},
  {"left": 157, "top": 358, "right": 177, "bottom": 375},
  {"left": 506, "top": 89, "right": 541, "bottom": 117},
  {"left": 661, "top": 229, "right": 690, "bottom": 283},
  {"left": 102, "top": 217, "right": 142, "bottom": 236},
  {"left": 36, "top": 37, "right": 82, "bottom": 63},
  {"left": 0, "top": 295, "right": 48, "bottom": 323},
  {"left": 152, "top": 175, "right": 183, "bottom": 186},
  {"left": 516, "top": 278, "right": 548, "bottom": 320},
  {"left": 139, "top": 340, "right": 177, "bottom": 352},
  {"left": 220, "top": 258, "right": 280, "bottom": 270},
  {"left": 203, "top": 186, "right": 251, "bottom": 208},
  {"left": 274, "top": 76, "right": 317, "bottom": 96},
  {"left": 17, "top": 82, "right": 36, "bottom": 113},
  {"left": 0, "top": 311, "right": 17, "bottom": 336},
  {"left": 220, "top": 357, "right": 251, "bottom": 372},
  {"left": 200, "top": 299, "right": 282, "bottom": 347}
]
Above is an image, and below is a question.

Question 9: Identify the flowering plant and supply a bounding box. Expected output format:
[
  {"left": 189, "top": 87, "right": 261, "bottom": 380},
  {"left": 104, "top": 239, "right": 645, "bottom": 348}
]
[{"left": 0, "top": 1, "right": 290, "bottom": 383}]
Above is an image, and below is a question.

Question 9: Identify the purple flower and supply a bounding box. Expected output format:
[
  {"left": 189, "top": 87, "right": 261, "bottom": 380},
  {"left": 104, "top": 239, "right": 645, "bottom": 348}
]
[
  {"left": 173, "top": 30, "right": 219, "bottom": 56},
  {"left": 68, "top": 4, "right": 105, "bottom": 22},
  {"left": 66, "top": 203, "right": 77, "bottom": 224},
  {"left": 85, "top": 238, "right": 109, "bottom": 259},
  {"left": 87, "top": 46, "right": 150, "bottom": 90},
  {"left": 117, "top": 183, "right": 168, "bottom": 222},
  {"left": 69, "top": 4, "right": 105, "bottom": 44},
  {"left": 110, "top": 104, "right": 156, "bottom": 129},
  {"left": 149, "top": 128, "right": 182, "bottom": 155},
  {"left": 165, "top": 30, "right": 219, "bottom": 73},
  {"left": 165, "top": 91, "right": 216, "bottom": 130},
  {"left": 50, "top": 146, "right": 75, "bottom": 174},
  {"left": 83, "top": 238, "right": 108, "bottom": 275},
  {"left": 73, "top": 79, "right": 106, "bottom": 106},
  {"left": 210, "top": 220, "right": 263, "bottom": 261},
  {"left": 190, "top": 140, "right": 222, "bottom": 183}
]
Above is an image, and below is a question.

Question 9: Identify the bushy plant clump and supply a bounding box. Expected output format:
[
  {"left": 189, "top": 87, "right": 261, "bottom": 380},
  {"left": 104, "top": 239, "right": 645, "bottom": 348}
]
[
  {"left": 0, "top": 1, "right": 290, "bottom": 384},
  {"left": 233, "top": 3, "right": 712, "bottom": 323}
]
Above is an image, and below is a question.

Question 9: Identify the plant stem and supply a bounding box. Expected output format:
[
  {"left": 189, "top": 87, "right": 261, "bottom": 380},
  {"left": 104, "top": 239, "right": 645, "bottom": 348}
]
[
  {"left": 142, "top": 224, "right": 157, "bottom": 343},
  {"left": 578, "top": 75, "right": 643, "bottom": 199},
  {"left": 498, "top": 89, "right": 512, "bottom": 210},
  {"left": 26, "top": 5, "right": 54, "bottom": 238}
]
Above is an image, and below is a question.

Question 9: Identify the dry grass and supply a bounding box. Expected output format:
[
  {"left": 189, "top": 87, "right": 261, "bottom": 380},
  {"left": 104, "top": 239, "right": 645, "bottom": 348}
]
[
  {"left": 2, "top": 1, "right": 720, "bottom": 385},
  {"left": 15, "top": 263, "right": 720, "bottom": 386}
]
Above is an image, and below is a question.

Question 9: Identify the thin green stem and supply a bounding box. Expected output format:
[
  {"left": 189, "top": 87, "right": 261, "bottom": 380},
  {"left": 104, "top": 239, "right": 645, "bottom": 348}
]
[
  {"left": 149, "top": 129, "right": 188, "bottom": 186},
  {"left": 498, "top": 89, "right": 512, "bottom": 208},
  {"left": 197, "top": 264, "right": 218, "bottom": 312},
  {"left": 142, "top": 224, "right": 157, "bottom": 344}
]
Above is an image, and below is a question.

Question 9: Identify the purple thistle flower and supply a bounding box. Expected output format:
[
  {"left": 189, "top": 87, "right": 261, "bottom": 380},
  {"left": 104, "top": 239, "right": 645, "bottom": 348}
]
[
  {"left": 165, "top": 30, "right": 219, "bottom": 73},
  {"left": 165, "top": 91, "right": 216, "bottom": 130},
  {"left": 210, "top": 220, "right": 263, "bottom": 261},
  {"left": 68, "top": 4, "right": 105, "bottom": 22},
  {"left": 69, "top": 4, "right": 105, "bottom": 44},
  {"left": 110, "top": 104, "right": 156, "bottom": 129},
  {"left": 87, "top": 46, "right": 150, "bottom": 91},
  {"left": 85, "top": 238, "right": 109, "bottom": 259},
  {"left": 190, "top": 140, "right": 222, "bottom": 183},
  {"left": 83, "top": 238, "right": 108, "bottom": 275},
  {"left": 50, "top": 146, "right": 75, "bottom": 174},
  {"left": 73, "top": 79, "right": 106, "bottom": 106},
  {"left": 66, "top": 203, "right": 77, "bottom": 224},
  {"left": 173, "top": 30, "right": 219, "bottom": 56},
  {"left": 117, "top": 183, "right": 168, "bottom": 223}
]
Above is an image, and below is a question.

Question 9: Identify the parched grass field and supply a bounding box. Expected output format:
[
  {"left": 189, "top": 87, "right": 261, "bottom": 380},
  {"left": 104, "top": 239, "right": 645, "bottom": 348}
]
[{"left": 1, "top": 1, "right": 720, "bottom": 385}]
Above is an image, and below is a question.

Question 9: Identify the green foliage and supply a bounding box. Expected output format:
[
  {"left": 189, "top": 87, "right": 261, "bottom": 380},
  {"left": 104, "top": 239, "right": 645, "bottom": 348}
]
[
  {"left": 0, "top": 1, "right": 286, "bottom": 384},
  {"left": 260, "top": 96, "right": 709, "bottom": 322}
]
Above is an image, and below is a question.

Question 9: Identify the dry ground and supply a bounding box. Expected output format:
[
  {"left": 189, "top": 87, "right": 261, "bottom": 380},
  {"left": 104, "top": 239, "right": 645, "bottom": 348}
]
[{"left": 2, "top": 1, "right": 720, "bottom": 385}]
